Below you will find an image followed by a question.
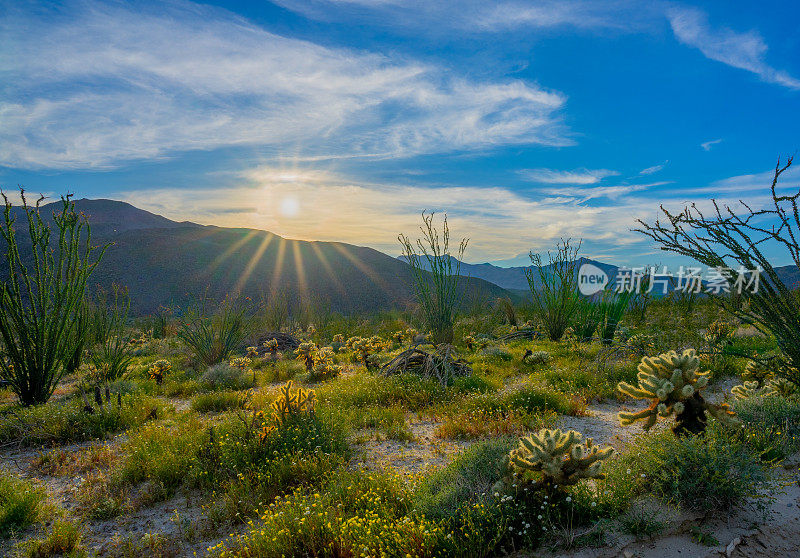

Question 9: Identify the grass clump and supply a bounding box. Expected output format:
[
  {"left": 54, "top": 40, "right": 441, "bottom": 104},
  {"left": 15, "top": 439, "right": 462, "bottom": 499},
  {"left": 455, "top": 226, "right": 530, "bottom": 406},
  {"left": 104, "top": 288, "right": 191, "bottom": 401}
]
[
  {"left": 0, "top": 474, "right": 45, "bottom": 538},
  {"left": 606, "top": 428, "right": 766, "bottom": 512},
  {"left": 0, "top": 393, "right": 164, "bottom": 446},
  {"left": 191, "top": 391, "right": 246, "bottom": 413}
]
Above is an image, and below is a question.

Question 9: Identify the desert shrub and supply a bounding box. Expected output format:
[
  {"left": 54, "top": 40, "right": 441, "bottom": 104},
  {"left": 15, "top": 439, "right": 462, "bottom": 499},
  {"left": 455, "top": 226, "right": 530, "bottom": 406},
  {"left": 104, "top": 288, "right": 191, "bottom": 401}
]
[
  {"left": 199, "top": 362, "right": 248, "bottom": 390},
  {"left": 732, "top": 394, "right": 800, "bottom": 461},
  {"left": 0, "top": 192, "right": 107, "bottom": 405},
  {"left": 88, "top": 285, "right": 134, "bottom": 382},
  {"left": 525, "top": 239, "right": 581, "bottom": 341},
  {"left": 316, "top": 373, "right": 447, "bottom": 412},
  {"left": 191, "top": 391, "right": 246, "bottom": 413},
  {"left": 573, "top": 296, "right": 602, "bottom": 342},
  {"left": 147, "top": 359, "right": 171, "bottom": 385},
  {"left": 475, "top": 385, "right": 573, "bottom": 416},
  {"left": 415, "top": 438, "right": 513, "bottom": 519},
  {"left": 399, "top": 212, "right": 468, "bottom": 345},
  {"left": 177, "top": 297, "right": 249, "bottom": 366},
  {"left": 0, "top": 393, "right": 164, "bottom": 446},
  {"left": 496, "top": 297, "right": 518, "bottom": 327},
  {"left": 606, "top": 428, "right": 765, "bottom": 512},
  {"left": 480, "top": 347, "right": 513, "bottom": 362},
  {"left": 118, "top": 415, "right": 207, "bottom": 496},
  {"left": 17, "top": 518, "right": 84, "bottom": 557},
  {"left": 598, "top": 289, "right": 633, "bottom": 345},
  {"left": 636, "top": 158, "right": 800, "bottom": 386},
  {"left": 0, "top": 474, "right": 45, "bottom": 538}
]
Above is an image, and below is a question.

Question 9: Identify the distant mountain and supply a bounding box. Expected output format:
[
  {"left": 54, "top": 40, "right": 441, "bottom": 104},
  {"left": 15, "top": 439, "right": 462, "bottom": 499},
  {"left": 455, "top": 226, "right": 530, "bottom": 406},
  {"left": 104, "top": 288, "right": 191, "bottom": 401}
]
[
  {"left": 8, "top": 199, "right": 510, "bottom": 316},
  {"left": 398, "top": 254, "right": 617, "bottom": 292}
]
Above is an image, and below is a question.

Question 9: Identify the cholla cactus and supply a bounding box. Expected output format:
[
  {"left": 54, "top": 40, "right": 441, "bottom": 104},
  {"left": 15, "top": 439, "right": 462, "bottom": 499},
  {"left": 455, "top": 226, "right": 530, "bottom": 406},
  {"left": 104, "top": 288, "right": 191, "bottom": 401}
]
[
  {"left": 618, "top": 349, "right": 735, "bottom": 435},
  {"left": 732, "top": 380, "right": 774, "bottom": 400},
  {"left": 230, "top": 356, "right": 251, "bottom": 370},
  {"left": 262, "top": 339, "right": 279, "bottom": 361},
  {"left": 345, "top": 336, "right": 361, "bottom": 350},
  {"left": 245, "top": 346, "right": 259, "bottom": 358},
  {"left": 332, "top": 334, "right": 345, "bottom": 344},
  {"left": 404, "top": 328, "right": 418, "bottom": 344},
  {"left": 742, "top": 359, "right": 773, "bottom": 385},
  {"left": 351, "top": 337, "right": 375, "bottom": 369},
  {"left": 767, "top": 377, "right": 798, "bottom": 397},
  {"left": 310, "top": 347, "right": 340, "bottom": 381},
  {"left": 626, "top": 333, "right": 655, "bottom": 356},
  {"left": 522, "top": 350, "right": 551, "bottom": 365},
  {"left": 271, "top": 380, "right": 315, "bottom": 425},
  {"left": 463, "top": 335, "right": 475, "bottom": 351},
  {"left": 501, "top": 428, "right": 613, "bottom": 492},
  {"left": 295, "top": 342, "right": 317, "bottom": 372},
  {"left": 148, "top": 359, "right": 171, "bottom": 385},
  {"left": 392, "top": 331, "right": 404, "bottom": 344}
]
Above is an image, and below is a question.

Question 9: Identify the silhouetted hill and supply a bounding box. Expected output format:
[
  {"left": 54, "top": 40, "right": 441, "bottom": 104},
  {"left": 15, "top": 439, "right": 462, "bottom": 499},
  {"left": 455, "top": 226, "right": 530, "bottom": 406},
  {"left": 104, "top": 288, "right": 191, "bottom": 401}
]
[{"left": 14, "top": 200, "right": 509, "bottom": 315}]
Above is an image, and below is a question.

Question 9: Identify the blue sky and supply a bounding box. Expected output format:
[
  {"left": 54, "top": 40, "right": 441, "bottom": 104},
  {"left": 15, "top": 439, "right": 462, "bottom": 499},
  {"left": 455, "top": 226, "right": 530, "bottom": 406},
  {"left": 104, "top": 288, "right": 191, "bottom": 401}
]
[{"left": 1, "top": 0, "right": 799, "bottom": 267}]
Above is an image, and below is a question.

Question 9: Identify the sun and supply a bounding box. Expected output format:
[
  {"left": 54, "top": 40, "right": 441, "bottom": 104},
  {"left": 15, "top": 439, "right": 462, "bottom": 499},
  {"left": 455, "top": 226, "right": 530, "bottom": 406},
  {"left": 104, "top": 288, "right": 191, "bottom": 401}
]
[{"left": 279, "top": 196, "right": 300, "bottom": 217}]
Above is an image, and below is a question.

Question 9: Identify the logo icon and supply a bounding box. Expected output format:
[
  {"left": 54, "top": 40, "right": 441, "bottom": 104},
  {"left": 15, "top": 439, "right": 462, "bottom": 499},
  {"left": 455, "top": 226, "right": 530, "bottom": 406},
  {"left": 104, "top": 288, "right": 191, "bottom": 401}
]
[{"left": 578, "top": 263, "right": 608, "bottom": 296}]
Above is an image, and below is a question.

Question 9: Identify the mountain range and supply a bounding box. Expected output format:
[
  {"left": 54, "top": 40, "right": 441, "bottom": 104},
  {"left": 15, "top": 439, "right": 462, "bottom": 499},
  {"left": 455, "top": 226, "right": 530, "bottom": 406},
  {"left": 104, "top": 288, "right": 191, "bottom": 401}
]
[
  {"left": 5, "top": 199, "right": 798, "bottom": 315},
  {"left": 8, "top": 199, "right": 510, "bottom": 315}
]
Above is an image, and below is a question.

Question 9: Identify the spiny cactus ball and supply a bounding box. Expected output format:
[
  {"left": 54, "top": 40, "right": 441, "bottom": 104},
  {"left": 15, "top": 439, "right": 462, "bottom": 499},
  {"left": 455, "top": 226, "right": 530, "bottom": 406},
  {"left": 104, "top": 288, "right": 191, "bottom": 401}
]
[
  {"left": 505, "top": 428, "right": 613, "bottom": 491},
  {"left": 617, "top": 348, "right": 734, "bottom": 435}
]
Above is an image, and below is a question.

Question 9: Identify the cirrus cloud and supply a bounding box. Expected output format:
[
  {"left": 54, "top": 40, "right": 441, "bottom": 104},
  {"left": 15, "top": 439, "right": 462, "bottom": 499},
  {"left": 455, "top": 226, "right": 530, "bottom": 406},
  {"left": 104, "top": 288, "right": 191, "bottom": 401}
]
[{"left": 0, "top": 0, "right": 571, "bottom": 170}]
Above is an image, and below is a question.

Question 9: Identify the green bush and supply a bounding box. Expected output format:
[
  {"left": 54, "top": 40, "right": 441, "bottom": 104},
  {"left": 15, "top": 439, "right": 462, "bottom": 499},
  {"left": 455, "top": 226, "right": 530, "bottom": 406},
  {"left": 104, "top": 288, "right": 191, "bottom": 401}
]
[
  {"left": 191, "top": 391, "right": 246, "bottom": 413},
  {"left": 177, "top": 297, "right": 249, "bottom": 366},
  {"left": 606, "top": 428, "right": 766, "bottom": 512},
  {"left": 414, "top": 439, "right": 512, "bottom": 519},
  {"left": 0, "top": 474, "right": 45, "bottom": 538},
  {"left": 733, "top": 394, "right": 800, "bottom": 461},
  {"left": 0, "top": 393, "right": 165, "bottom": 446}
]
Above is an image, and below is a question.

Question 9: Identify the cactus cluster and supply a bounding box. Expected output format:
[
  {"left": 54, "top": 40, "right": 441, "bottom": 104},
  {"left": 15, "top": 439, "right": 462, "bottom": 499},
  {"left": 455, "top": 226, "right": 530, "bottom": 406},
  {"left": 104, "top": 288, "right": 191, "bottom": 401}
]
[
  {"left": 498, "top": 428, "right": 613, "bottom": 493},
  {"left": 148, "top": 359, "right": 171, "bottom": 385},
  {"left": 262, "top": 338, "right": 279, "bottom": 361},
  {"left": 347, "top": 336, "right": 383, "bottom": 369},
  {"left": 522, "top": 350, "right": 551, "bottom": 365},
  {"left": 704, "top": 319, "right": 736, "bottom": 347},
  {"left": 617, "top": 349, "right": 734, "bottom": 435},
  {"left": 733, "top": 377, "right": 797, "bottom": 399},
  {"left": 245, "top": 346, "right": 259, "bottom": 358},
  {"left": 295, "top": 342, "right": 317, "bottom": 372},
  {"left": 271, "top": 380, "right": 316, "bottom": 426},
  {"left": 310, "top": 346, "right": 341, "bottom": 381},
  {"left": 229, "top": 356, "right": 251, "bottom": 370}
]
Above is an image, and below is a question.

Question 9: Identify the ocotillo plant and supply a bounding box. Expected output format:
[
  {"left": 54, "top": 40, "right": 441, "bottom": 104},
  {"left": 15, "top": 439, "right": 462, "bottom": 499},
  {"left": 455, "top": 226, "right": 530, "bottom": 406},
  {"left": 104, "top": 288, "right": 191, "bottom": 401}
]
[
  {"left": 0, "top": 191, "right": 107, "bottom": 405},
  {"left": 617, "top": 348, "right": 735, "bottom": 435},
  {"left": 525, "top": 239, "right": 581, "bottom": 341},
  {"left": 399, "top": 212, "right": 468, "bottom": 345}
]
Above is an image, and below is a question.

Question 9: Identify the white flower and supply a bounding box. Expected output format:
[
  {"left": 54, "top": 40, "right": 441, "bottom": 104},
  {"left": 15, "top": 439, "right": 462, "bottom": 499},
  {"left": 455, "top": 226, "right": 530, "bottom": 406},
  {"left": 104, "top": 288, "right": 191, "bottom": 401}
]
[
  {"left": 626, "top": 468, "right": 632, "bottom": 474},
  {"left": 537, "top": 515, "right": 542, "bottom": 520},
  {"left": 566, "top": 496, "right": 572, "bottom": 503},
  {"left": 591, "top": 502, "right": 597, "bottom": 507}
]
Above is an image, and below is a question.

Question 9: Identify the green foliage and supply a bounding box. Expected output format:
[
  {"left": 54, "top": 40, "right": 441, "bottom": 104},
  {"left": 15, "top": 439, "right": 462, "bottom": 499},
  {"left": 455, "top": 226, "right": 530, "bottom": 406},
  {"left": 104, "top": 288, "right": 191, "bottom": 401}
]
[
  {"left": 190, "top": 390, "right": 246, "bottom": 413},
  {"left": 732, "top": 394, "right": 800, "bottom": 461},
  {"left": 0, "top": 474, "right": 45, "bottom": 538},
  {"left": 177, "top": 297, "right": 249, "bottom": 366},
  {"left": 598, "top": 289, "right": 633, "bottom": 345},
  {"left": 618, "top": 348, "right": 734, "bottom": 435},
  {"left": 414, "top": 439, "right": 512, "bottom": 520},
  {"left": 89, "top": 285, "right": 134, "bottom": 382},
  {"left": 0, "top": 192, "right": 107, "bottom": 405},
  {"left": 399, "top": 211, "right": 468, "bottom": 345},
  {"left": 499, "top": 428, "right": 613, "bottom": 492},
  {"left": 0, "top": 392, "right": 164, "bottom": 446},
  {"left": 18, "top": 519, "right": 85, "bottom": 557},
  {"left": 607, "top": 428, "right": 765, "bottom": 512},
  {"left": 199, "top": 362, "right": 250, "bottom": 390},
  {"left": 573, "top": 296, "right": 602, "bottom": 342},
  {"left": 525, "top": 239, "right": 581, "bottom": 341}
]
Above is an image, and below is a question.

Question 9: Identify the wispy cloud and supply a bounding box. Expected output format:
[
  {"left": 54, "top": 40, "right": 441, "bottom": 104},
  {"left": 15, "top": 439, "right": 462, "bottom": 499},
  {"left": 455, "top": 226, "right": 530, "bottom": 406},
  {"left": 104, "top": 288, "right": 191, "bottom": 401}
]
[
  {"left": 0, "top": 1, "right": 570, "bottom": 170},
  {"left": 273, "top": 0, "right": 656, "bottom": 33},
  {"left": 668, "top": 7, "right": 800, "bottom": 90},
  {"left": 701, "top": 139, "right": 723, "bottom": 151},
  {"left": 520, "top": 168, "right": 619, "bottom": 185},
  {"left": 638, "top": 162, "right": 667, "bottom": 175}
]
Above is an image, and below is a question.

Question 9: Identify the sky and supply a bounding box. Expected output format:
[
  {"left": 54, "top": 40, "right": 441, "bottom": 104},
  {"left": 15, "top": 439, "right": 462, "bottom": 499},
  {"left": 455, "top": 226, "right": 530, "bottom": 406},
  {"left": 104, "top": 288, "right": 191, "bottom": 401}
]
[{"left": 1, "top": 0, "right": 799, "bottom": 267}]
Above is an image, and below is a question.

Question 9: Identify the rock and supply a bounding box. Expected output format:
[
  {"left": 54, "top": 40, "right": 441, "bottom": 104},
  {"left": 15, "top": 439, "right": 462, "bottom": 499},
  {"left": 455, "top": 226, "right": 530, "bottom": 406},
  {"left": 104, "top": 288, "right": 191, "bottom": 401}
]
[{"left": 726, "top": 536, "right": 741, "bottom": 557}]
